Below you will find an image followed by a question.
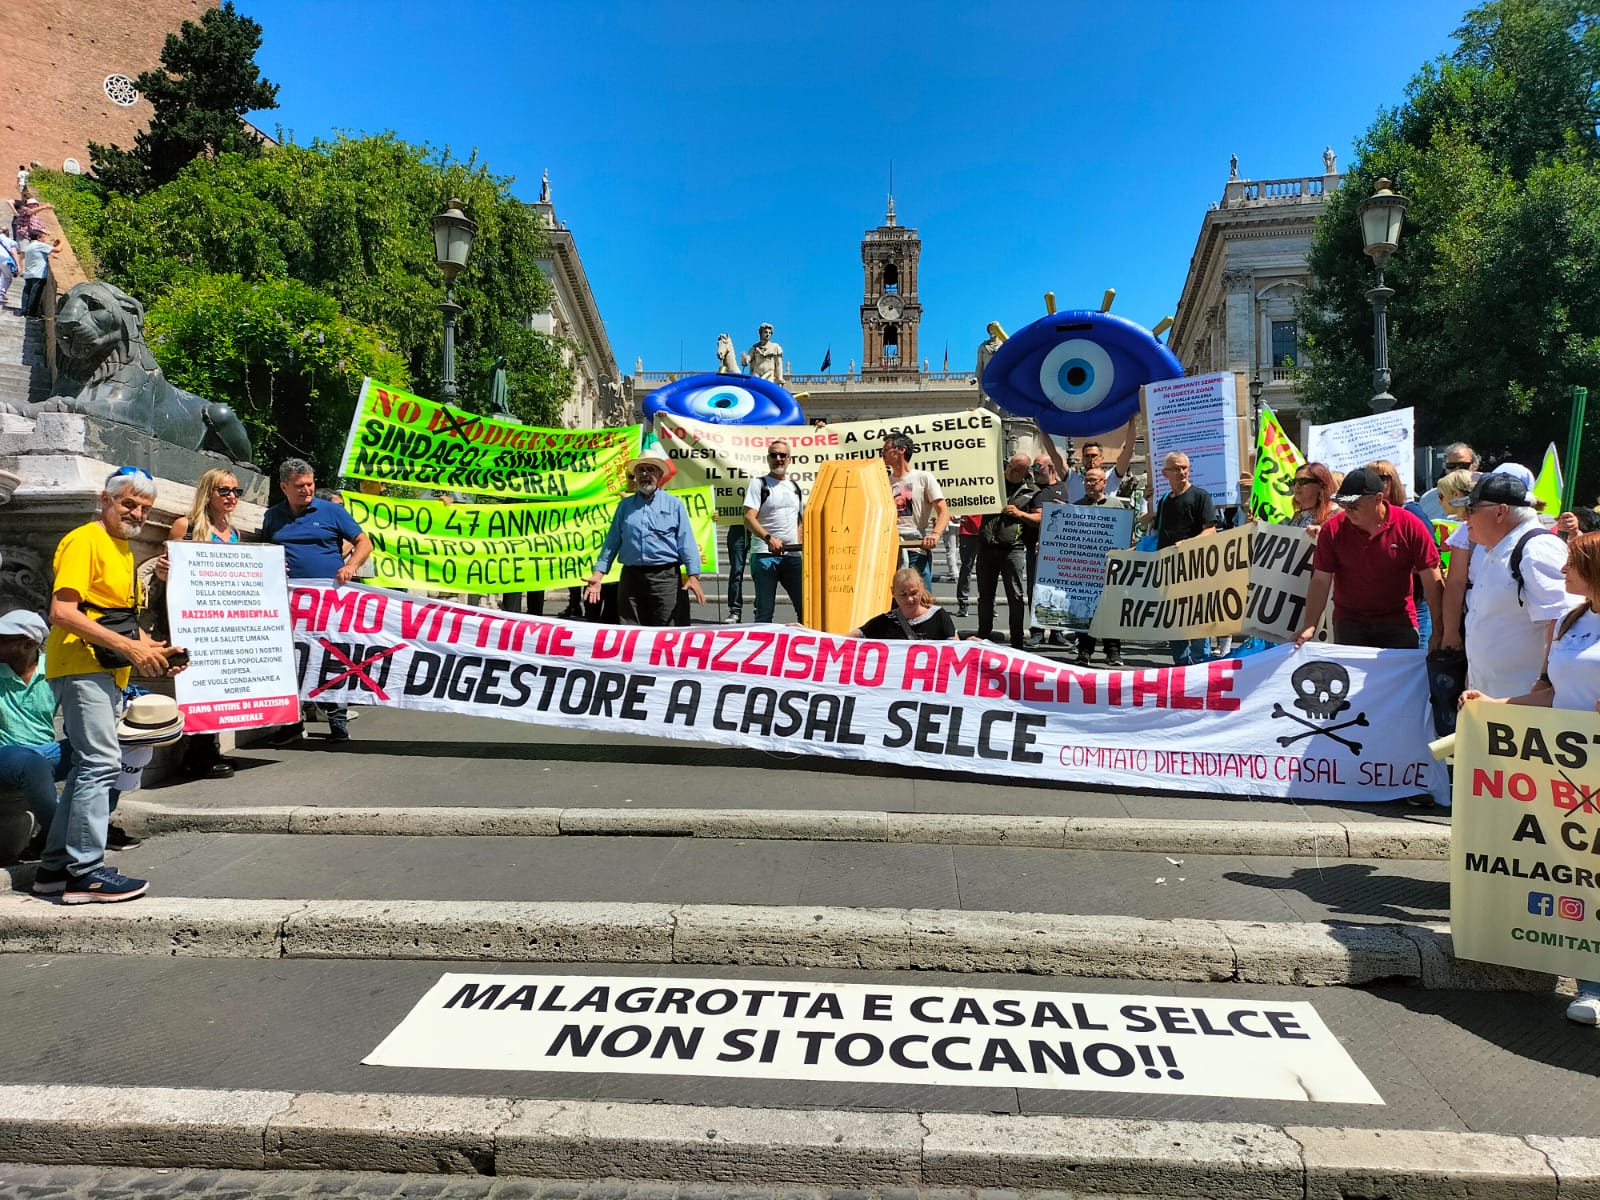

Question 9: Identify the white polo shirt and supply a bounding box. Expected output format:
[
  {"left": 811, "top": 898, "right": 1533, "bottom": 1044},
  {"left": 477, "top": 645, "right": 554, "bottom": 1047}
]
[
  {"left": 1461, "top": 515, "right": 1575, "bottom": 697},
  {"left": 743, "top": 474, "right": 803, "bottom": 548}
]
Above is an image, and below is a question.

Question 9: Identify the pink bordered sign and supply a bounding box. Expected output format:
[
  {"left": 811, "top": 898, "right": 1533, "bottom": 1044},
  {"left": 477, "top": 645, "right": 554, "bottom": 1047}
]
[{"left": 167, "top": 542, "right": 301, "bottom": 733}]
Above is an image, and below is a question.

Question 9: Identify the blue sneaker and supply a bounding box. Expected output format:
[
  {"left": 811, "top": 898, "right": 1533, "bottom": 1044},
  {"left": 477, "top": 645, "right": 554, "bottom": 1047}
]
[{"left": 61, "top": 864, "right": 147, "bottom": 905}]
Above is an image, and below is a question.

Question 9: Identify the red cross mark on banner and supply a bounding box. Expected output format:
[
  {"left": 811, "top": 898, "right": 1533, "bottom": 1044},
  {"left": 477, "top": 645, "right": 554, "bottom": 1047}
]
[{"left": 308, "top": 639, "right": 407, "bottom": 702}]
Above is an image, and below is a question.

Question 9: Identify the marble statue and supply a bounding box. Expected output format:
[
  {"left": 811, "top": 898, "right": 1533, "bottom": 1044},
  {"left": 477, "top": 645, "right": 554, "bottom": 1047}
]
[
  {"left": 16, "top": 281, "right": 252, "bottom": 462},
  {"left": 716, "top": 333, "right": 739, "bottom": 374},
  {"left": 1322, "top": 146, "right": 1337, "bottom": 174},
  {"left": 744, "top": 323, "right": 784, "bottom": 384},
  {"left": 847, "top": 359, "right": 855, "bottom": 375},
  {"left": 1229, "top": 154, "right": 1239, "bottom": 180},
  {"left": 976, "top": 322, "right": 1006, "bottom": 399},
  {"left": 540, "top": 169, "right": 551, "bottom": 204}
]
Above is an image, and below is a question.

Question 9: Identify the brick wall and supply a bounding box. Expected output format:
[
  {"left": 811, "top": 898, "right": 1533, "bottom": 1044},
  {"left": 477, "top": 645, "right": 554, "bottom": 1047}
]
[{"left": 0, "top": 0, "right": 209, "bottom": 195}]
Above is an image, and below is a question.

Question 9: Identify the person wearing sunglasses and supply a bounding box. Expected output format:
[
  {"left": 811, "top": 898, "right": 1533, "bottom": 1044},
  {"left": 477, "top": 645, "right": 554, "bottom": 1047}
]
[
  {"left": 743, "top": 439, "right": 805, "bottom": 624},
  {"left": 1294, "top": 466, "right": 1443, "bottom": 650},
  {"left": 1287, "top": 462, "right": 1337, "bottom": 535},
  {"left": 155, "top": 468, "right": 244, "bottom": 780},
  {"left": 1416, "top": 442, "right": 1480, "bottom": 521}
]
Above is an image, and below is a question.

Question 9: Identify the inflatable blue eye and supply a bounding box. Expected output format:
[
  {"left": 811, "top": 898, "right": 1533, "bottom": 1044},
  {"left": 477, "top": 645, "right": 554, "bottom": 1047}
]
[
  {"left": 981, "top": 311, "right": 1182, "bottom": 437},
  {"left": 643, "top": 372, "right": 805, "bottom": 426}
]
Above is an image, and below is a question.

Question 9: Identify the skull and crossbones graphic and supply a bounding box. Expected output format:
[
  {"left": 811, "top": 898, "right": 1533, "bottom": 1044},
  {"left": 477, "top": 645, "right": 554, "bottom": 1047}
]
[{"left": 1271, "top": 661, "right": 1368, "bottom": 755}]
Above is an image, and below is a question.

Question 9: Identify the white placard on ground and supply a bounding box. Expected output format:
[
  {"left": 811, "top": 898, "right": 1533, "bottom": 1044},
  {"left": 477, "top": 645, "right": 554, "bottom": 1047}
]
[
  {"left": 168, "top": 541, "right": 300, "bottom": 733},
  {"left": 1143, "top": 373, "right": 1242, "bottom": 506},
  {"left": 365, "top": 972, "right": 1382, "bottom": 1104},
  {"left": 1306, "top": 408, "right": 1416, "bottom": 495}
]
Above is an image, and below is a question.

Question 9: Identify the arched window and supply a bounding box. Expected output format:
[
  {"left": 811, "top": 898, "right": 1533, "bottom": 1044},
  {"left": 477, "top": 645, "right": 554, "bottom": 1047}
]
[
  {"left": 883, "top": 263, "right": 899, "bottom": 294},
  {"left": 883, "top": 323, "right": 900, "bottom": 361}
]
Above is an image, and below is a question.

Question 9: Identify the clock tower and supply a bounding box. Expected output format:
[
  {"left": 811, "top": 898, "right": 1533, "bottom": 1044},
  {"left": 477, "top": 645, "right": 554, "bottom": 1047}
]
[{"left": 860, "top": 196, "right": 921, "bottom": 378}]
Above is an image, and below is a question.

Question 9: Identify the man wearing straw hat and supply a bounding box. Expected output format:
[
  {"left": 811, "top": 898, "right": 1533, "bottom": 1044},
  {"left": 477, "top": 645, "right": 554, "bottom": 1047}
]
[{"left": 585, "top": 446, "right": 705, "bottom": 627}]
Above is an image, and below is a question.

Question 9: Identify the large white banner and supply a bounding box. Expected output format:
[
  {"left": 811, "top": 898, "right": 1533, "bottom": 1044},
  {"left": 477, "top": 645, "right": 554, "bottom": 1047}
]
[
  {"left": 1143, "top": 373, "right": 1243, "bottom": 506},
  {"left": 289, "top": 583, "right": 1445, "bottom": 803},
  {"left": 1306, "top": 408, "right": 1416, "bottom": 494},
  {"left": 1033, "top": 504, "right": 1137, "bottom": 630},
  {"left": 168, "top": 543, "right": 299, "bottom": 733},
  {"left": 366, "top": 972, "right": 1381, "bottom": 1105},
  {"left": 655, "top": 410, "right": 1005, "bottom": 524}
]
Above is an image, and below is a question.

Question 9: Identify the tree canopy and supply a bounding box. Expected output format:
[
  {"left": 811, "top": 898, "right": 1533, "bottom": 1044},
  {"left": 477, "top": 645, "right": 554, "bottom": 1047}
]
[
  {"left": 1300, "top": 0, "right": 1600, "bottom": 499},
  {"left": 89, "top": 2, "right": 279, "bottom": 196}
]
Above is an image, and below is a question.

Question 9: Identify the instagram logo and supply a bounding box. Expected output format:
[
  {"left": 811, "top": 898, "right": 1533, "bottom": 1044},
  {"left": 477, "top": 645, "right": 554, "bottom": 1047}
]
[{"left": 1558, "top": 896, "right": 1586, "bottom": 921}]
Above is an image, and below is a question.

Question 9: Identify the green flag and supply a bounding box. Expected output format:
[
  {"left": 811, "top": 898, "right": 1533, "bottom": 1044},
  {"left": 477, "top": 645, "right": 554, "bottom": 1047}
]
[
  {"left": 1248, "top": 405, "right": 1305, "bottom": 524},
  {"left": 1533, "top": 442, "right": 1564, "bottom": 515}
]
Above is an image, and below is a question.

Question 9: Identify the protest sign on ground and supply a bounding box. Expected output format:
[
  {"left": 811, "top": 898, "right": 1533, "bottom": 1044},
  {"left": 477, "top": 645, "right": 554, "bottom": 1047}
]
[
  {"left": 343, "top": 487, "right": 719, "bottom": 594},
  {"left": 1306, "top": 408, "right": 1415, "bottom": 493},
  {"left": 290, "top": 583, "right": 1444, "bottom": 803},
  {"left": 366, "top": 972, "right": 1380, "bottom": 1104},
  {"left": 1143, "top": 373, "right": 1244, "bottom": 506},
  {"left": 1089, "top": 526, "right": 1251, "bottom": 642},
  {"left": 1248, "top": 405, "right": 1305, "bottom": 524},
  {"left": 656, "top": 410, "right": 1005, "bottom": 524},
  {"left": 167, "top": 542, "right": 298, "bottom": 732},
  {"left": 1033, "top": 504, "right": 1137, "bottom": 630},
  {"left": 1451, "top": 702, "right": 1600, "bottom": 979},
  {"left": 338, "top": 378, "right": 641, "bottom": 500}
]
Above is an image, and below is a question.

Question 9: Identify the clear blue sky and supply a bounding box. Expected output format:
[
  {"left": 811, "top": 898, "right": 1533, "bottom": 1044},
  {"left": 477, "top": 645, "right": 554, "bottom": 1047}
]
[{"left": 244, "top": 0, "right": 1465, "bottom": 378}]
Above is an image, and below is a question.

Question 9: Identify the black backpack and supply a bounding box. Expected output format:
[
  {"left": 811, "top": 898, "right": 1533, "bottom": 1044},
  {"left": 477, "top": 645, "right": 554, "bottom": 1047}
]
[{"left": 757, "top": 476, "right": 804, "bottom": 509}]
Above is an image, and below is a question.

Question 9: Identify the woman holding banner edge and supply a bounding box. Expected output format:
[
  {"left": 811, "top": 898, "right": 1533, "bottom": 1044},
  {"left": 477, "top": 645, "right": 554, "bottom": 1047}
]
[{"left": 1460, "top": 530, "right": 1600, "bottom": 1027}]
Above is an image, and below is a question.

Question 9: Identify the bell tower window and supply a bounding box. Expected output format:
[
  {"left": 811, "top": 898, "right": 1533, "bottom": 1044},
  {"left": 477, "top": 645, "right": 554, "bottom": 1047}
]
[
  {"left": 883, "top": 263, "right": 899, "bottom": 293},
  {"left": 883, "top": 324, "right": 900, "bottom": 360}
]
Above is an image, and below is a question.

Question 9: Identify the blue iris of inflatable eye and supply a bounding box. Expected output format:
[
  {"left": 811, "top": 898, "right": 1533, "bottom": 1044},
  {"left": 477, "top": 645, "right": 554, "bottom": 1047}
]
[
  {"left": 643, "top": 372, "right": 805, "bottom": 426},
  {"left": 980, "top": 311, "right": 1182, "bottom": 437}
]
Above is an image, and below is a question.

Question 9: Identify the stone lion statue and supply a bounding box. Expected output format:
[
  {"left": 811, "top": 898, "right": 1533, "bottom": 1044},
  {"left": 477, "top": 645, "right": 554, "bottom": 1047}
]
[
  {"left": 716, "top": 333, "right": 739, "bottom": 375},
  {"left": 32, "top": 282, "right": 252, "bottom": 463}
]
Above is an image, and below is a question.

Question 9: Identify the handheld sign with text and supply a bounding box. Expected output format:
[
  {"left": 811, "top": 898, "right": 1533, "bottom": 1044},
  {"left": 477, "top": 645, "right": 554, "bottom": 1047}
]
[
  {"left": 1142, "top": 372, "right": 1246, "bottom": 506},
  {"left": 1034, "top": 504, "right": 1136, "bottom": 630},
  {"left": 1306, "top": 408, "right": 1415, "bottom": 494}
]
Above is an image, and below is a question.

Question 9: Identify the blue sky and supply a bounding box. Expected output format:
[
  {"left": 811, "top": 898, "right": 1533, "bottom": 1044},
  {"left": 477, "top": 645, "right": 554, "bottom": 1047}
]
[{"left": 245, "top": 0, "right": 1464, "bottom": 379}]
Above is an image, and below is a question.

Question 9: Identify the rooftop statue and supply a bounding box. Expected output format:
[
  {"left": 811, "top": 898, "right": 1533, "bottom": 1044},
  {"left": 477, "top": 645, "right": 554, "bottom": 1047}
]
[{"left": 24, "top": 282, "right": 252, "bottom": 462}]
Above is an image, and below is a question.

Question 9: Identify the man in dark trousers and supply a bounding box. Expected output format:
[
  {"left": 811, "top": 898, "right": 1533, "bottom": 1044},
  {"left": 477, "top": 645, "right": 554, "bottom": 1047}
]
[
  {"left": 586, "top": 447, "right": 705, "bottom": 626},
  {"left": 1146, "top": 451, "right": 1218, "bottom": 665},
  {"left": 975, "top": 453, "right": 1038, "bottom": 648}
]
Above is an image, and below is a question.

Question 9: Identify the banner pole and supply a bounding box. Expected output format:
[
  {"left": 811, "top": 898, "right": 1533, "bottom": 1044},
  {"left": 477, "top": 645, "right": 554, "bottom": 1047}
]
[{"left": 1562, "top": 385, "right": 1587, "bottom": 512}]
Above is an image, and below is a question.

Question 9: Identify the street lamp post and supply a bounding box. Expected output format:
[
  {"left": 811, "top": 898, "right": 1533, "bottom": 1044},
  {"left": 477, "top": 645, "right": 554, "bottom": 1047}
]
[
  {"left": 431, "top": 198, "right": 478, "bottom": 404},
  {"left": 1249, "top": 372, "right": 1264, "bottom": 441},
  {"left": 1357, "top": 178, "right": 1408, "bottom": 413}
]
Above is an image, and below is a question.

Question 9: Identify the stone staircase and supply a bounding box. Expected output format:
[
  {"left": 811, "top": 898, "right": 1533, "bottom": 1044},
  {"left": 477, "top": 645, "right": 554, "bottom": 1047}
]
[{"left": 0, "top": 301, "right": 51, "bottom": 410}]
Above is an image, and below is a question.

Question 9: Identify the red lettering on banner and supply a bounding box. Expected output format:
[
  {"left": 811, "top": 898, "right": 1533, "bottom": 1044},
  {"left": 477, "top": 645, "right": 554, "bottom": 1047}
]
[
  {"left": 290, "top": 586, "right": 323, "bottom": 631},
  {"left": 1168, "top": 667, "right": 1205, "bottom": 710},
  {"left": 1205, "top": 659, "right": 1243, "bottom": 712},
  {"left": 1132, "top": 670, "right": 1164, "bottom": 707},
  {"left": 901, "top": 644, "right": 938, "bottom": 691},
  {"left": 1020, "top": 658, "right": 1053, "bottom": 703},
  {"left": 1057, "top": 667, "right": 1098, "bottom": 705}
]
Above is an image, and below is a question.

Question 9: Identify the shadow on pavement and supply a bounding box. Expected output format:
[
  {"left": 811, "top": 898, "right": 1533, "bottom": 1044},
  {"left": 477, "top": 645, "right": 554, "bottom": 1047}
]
[{"left": 1223, "top": 862, "right": 1450, "bottom": 921}]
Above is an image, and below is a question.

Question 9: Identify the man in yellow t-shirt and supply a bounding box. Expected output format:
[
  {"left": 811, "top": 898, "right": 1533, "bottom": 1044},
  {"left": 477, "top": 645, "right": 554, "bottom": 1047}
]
[{"left": 35, "top": 467, "right": 185, "bottom": 904}]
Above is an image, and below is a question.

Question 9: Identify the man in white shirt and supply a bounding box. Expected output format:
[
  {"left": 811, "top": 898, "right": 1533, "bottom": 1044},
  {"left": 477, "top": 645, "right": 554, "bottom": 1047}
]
[
  {"left": 881, "top": 432, "right": 949, "bottom": 588},
  {"left": 744, "top": 438, "right": 804, "bottom": 623},
  {"left": 19, "top": 233, "right": 58, "bottom": 317},
  {"left": 1039, "top": 421, "right": 1137, "bottom": 503},
  {"left": 1459, "top": 472, "right": 1574, "bottom": 698}
]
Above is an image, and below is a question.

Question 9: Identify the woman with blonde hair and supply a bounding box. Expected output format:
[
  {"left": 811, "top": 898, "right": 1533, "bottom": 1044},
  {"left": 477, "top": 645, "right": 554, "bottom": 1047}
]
[
  {"left": 1461, "top": 531, "right": 1600, "bottom": 1026},
  {"left": 850, "top": 567, "right": 956, "bottom": 640}
]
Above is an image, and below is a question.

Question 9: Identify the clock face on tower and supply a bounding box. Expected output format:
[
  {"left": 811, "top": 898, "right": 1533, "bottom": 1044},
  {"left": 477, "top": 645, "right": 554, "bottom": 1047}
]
[{"left": 876, "top": 294, "right": 905, "bottom": 321}]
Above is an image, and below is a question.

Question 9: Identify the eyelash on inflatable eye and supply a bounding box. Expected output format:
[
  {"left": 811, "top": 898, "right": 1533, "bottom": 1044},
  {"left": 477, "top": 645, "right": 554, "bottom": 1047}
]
[
  {"left": 643, "top": 371, "right": 806, "bottom": 426},
  {"left": 981, "top": 310, "right": 1182, "bottom": 438}
]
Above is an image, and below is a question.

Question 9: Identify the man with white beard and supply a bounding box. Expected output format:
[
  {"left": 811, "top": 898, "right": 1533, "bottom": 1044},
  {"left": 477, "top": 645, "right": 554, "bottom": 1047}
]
[
  {"left": 586, "top": 447, "right": 705, "bottom": 627},
  {"left": 34, "top": 467, "right": 186, "bottom": 903},
  {"left": 744, "top": 437, "right": 805, "bottom": 623}
]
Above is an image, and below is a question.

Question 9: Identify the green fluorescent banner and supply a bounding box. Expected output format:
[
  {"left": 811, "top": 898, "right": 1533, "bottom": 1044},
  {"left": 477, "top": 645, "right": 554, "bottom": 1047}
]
[
  {"left": 343, "top": 488, "right": 720, "bottom": 594},
  {"left": 338, "top": 378, "right": 641, "bottom": 500}
]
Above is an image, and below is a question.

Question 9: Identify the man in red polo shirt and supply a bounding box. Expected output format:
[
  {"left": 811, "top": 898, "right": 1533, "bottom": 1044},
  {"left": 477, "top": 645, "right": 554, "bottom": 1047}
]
[{"left": 1294, "top": 466, "right": 1442, "bottom": 649}]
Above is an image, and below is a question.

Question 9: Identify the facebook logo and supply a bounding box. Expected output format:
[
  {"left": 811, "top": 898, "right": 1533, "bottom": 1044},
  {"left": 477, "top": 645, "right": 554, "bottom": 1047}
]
[{"left": 1528, "top": 892, "right": 1555, "bottom": 916}]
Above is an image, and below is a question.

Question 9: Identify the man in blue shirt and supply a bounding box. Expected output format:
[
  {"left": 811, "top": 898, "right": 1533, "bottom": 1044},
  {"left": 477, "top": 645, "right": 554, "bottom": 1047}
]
[
  {"left": 261, "top": 458, "right": 371, "bottom": 743},
  {"left": 585, "top": 447, "right": 704, "bottom": 627}
]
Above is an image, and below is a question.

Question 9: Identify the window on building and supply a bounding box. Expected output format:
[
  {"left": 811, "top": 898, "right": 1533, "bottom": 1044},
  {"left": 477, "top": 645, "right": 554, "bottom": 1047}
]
[
  {"left": 883, "top": 323, "right": 900, "bottom": 360},
  {"left": 1271, "top": 320, "right": 1298, "bottom": 369},
  {"left": 883, "top": 263, "right": 899, "bottom": 293}
]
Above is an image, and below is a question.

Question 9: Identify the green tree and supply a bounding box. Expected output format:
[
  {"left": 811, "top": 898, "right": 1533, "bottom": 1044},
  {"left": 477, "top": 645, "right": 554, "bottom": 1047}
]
[
  {"left": 145, "top": 274, "right": 410, "bottom": 471},
  {"left": 90, "top": 2, "right": 278, "bottom": 195},
  {"left": 1300, "top": 0, "right": 1600, "bottom": 499}
]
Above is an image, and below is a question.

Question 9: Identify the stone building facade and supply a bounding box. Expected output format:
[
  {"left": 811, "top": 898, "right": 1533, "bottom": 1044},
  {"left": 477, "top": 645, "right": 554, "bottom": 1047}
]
[
  {"left": 1169, "top": 157, "right": 1344, "bottom": 443},
  {"left": 0, "top": 0, "right": 209, "bottom": 189}
]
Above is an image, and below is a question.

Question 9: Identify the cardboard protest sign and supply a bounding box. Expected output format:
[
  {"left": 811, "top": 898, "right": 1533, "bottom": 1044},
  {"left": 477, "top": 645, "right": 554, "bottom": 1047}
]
[
  {"left": 1306, "top": 408, "right": 1415, "bottom": 493},
  {"left": 1451, "top": 702, "right": 1600, "bottom": 979},
  {"left": 656, "top": 410, "right": 1005, "bottom": 524},
  {"left": 291, "top": 583, "right": 1444, "bottom": 803},
  {"left": 1142, "top": 373, "right": 1245, "bottom": 506},
  {"left": 1033, "top": 503, "right": 1137, "bottom": 630},
  {"left": 1241, "top": 523, "right": 1325, "bottom": 644},
  {"left": 167, "top": 542, "right": 299, "bottom": 732},
  {"left": 366, "top": 972, "right": 1380, "bottom": 1104},
  {"left": 1089, "top": 526, "right": 1251, "bottom": 642},
  {"left": 1248, "top": 406, "right": 1305, "bottom": 524},
  {"left": 339, "top": 378, "right": 641, "bottom": 500},
  {"left": 343, "top": 487, "right": 719, "bottom": 594}
]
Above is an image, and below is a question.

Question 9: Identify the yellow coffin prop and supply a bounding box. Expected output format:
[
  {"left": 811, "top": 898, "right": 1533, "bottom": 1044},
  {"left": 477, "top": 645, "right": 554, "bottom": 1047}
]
[{"left": 802, "top": 459, "right": 900, "bottom": 634}]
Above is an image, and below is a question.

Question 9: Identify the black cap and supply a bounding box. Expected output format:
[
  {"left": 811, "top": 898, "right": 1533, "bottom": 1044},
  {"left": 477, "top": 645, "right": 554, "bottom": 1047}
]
[
  {"left": 1464, "top": 473, "right": 1533, "bottom": 509},
  {"left": 1333, "top": 466, "right": 1386, "bottom": 505}
]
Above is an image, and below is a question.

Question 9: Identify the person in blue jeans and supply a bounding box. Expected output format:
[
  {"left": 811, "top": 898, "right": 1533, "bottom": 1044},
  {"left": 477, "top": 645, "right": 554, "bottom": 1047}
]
[
  {"left": 1143, "top": 452, "right": 1217, "bottom": 665},
  {"left": 743, "top": 438, "right": 805, "bottom": 623},
  {"left": 724, "top": 524, "right": 748, "bottom": 622}
]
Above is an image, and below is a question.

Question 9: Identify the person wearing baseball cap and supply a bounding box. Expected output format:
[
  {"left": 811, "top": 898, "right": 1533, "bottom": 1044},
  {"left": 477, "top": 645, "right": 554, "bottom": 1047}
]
[
  {"left": 0, "top": 610, "right": 60, "bottom": 863},
  {"left": 1294, "top": 466, "right": 1443, "bottom": 649},
  {"left": 584, "top": 446, "right": 705, "bottom": 626}
]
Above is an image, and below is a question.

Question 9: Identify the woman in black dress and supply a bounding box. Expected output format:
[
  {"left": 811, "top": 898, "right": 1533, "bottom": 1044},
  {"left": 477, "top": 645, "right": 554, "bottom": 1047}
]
[{"left": 851, "top": 568, "right": 957, "bottom": 640}]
